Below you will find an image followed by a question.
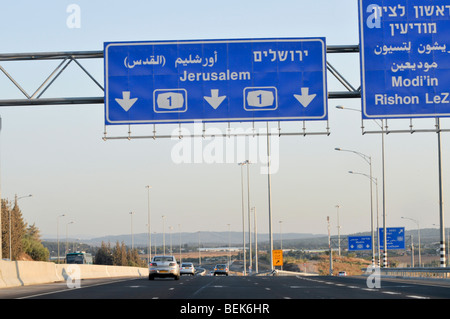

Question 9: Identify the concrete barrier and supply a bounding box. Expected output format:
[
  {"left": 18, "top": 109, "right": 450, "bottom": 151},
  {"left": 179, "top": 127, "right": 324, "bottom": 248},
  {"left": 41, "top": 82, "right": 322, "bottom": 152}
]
[{"left": 0, "top": 260, "right": 149, "bottom": 288}]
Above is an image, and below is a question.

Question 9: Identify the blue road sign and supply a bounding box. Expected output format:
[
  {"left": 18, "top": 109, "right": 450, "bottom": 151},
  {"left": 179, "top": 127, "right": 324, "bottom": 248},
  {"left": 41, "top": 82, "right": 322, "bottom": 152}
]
[
  {"left": 379, "top": 227, "right": 405, "bottom": 250},
  {"left": 348, "top": 236, "right": 373, "bottom": 251},
  {"left": 358, "top": 0, "right": 450, "bottom": 119},
  {"left": 104, "top": 38, "right": 327, "bottom": 125}
]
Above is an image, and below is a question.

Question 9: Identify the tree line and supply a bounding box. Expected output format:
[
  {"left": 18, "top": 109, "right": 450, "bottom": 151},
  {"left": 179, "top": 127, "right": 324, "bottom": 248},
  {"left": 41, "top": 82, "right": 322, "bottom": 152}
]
[
  {"left": 1, "top": 199, "right": 49, "bottom": 261},
  {"left": 94, "top": 241, "right": 147, "bottom": 267},
  {"left": 1, "top": 198, "right": 147, "bottom": 267}
]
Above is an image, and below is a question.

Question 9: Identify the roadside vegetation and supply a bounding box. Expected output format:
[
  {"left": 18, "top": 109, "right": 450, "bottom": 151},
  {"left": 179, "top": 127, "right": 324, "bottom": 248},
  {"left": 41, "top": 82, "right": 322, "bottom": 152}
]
[
  {"left": 2, "top": 198, "right": 444, "bottom": 272},
  {"left": 1, "top": 199, "right": 49, "bottom": 261},
  {"left": 94, "top": 241, "right": 147, "bottom": 267}
]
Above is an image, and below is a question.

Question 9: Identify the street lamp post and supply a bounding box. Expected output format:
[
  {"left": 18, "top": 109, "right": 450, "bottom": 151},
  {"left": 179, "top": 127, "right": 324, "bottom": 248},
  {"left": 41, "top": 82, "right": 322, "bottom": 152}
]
[
  {"left": 266, "top": 123, "right": 274, "bottom": 271},
  {"left": 238, "top": 161, "right": 247, "bottom": 275},
  {"left": 349, "top": 171, "right": 380, "bottom": 266},
  {"left": 162, "top": 215, "right": 166, "bottom": 255},
  {"left": 227, "top": 223, "right": 231, "bottom": 266},
  {"left": 129, "top": 212, "right": 134, "bottom": 250},
  {"left": 436, "top": 118, "right": 446, "bottom": 268},
  {"left": 253, "top": 207, "right": 258, "bottom": 273},
  {"left": 279, "top": 220, "right": 283, "bottom": 271},
  {"left": 246, "top": 161, "right": 252, "bottom": 274},
  {"left": 336, "top": 205, "right": 341, "bottom": 256},
  {"left": 327, "top": 216, "right": 333, "bottom": 276},
  {"left": 57, "top": 214, "right": 66, "bottom": 263},
  {"left": 178, "top": 224, "right": 182, "bottom": 264},
  {"left": 11, "top": 194, "right": 32, "bottom": 260},
  {"left": 169, "top": 226, "right": 173, "bottom": 254},
  {"left": 146, "top": 185, "right": 152, "bottom": 263},
  {"left": 336, "top": 147, "right": 375, "bottom": 266},
  {"left": 198, "top": 231, "right": 201, "bottom": 266},
  {"left": 337, "top": 106, "right": 388, "bottom": 267},
  {"left": 402, "top": 216, "right": 421, "bottom": 267},
  {"left": 66, "top": 221, "right": 74, "bottom": 255},
  {"left": 238, "top": 160, "right": 252, "bottom": 274},
  {"left": 279, "top": 220, "right": 283, "bottom": 250}
]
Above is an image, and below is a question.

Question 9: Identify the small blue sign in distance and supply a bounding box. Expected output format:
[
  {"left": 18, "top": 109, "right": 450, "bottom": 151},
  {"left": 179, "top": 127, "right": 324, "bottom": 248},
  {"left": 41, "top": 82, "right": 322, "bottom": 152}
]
[
  {"left": 358, "top": 0, "right": 450, "bottom": 119},
  {"left": 104, "top": 38, "right": 327, "bottom": 125},
  {"left": 379, "top": 227, "right": 405, "bottom": 250},
  {"left": 348, "top": 236, "right": 372, "bottom": 251}
]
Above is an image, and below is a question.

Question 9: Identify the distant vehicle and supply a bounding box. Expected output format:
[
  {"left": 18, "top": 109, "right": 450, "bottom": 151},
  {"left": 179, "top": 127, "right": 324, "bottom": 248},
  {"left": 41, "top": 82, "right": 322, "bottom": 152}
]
[
  {"left": 338, "top": 271, "right": 347, "bottom": 276},
  {"left": 149, "top": 255, "right": 180, "bottom": 280},
  {"left": 66, "top": 251, "right": 93, "bottom": 264},
  {"left": 180, "top": 262, "right": 195, "bottom": 276},
  {"left": 213, "top": 264, "right": 229, "bottom": 276}
]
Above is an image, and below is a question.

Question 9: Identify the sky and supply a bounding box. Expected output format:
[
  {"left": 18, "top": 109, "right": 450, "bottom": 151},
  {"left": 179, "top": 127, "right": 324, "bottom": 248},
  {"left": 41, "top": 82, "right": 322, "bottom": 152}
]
[{"left": 0, "top": 1, "right": 449, "bottom": 240}]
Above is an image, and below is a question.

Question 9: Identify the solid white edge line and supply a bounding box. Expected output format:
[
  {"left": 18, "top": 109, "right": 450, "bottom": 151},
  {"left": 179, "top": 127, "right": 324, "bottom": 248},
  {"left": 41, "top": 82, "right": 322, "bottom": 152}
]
[{"left": 16, "top": 277, "right": 141, "bottom": 299}]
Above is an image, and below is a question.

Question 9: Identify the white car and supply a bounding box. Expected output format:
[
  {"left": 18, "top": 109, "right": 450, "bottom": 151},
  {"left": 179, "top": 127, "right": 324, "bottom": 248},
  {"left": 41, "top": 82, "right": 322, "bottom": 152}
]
[
  {"left": 338, "top": 271, "right": 347, "bottom": 276},
  {"left": 180, "top": 262, "right": 195, "bottom": 276},
  {"left": 149, "top": 255, "right": 180, "bottom": 280}
]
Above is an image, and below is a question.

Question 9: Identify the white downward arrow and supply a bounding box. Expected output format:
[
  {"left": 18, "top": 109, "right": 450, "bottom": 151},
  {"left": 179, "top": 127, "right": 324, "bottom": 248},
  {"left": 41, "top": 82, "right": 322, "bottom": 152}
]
[
  {"left": 204, "top": 89, "right": 226, "bottom": 110},
  {"left": 294, "top": 87, "right": 316, "bottom": 108},
  {"left": 115, "top": 91, "right": 138, "bottom": 111}
]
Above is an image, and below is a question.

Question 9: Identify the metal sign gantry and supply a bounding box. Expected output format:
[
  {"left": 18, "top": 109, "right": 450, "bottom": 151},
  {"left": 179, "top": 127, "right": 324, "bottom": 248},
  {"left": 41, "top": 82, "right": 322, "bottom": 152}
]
[
  {"left": 0, "top": 45, "right": 360, "bottom": 106},
  {"left": 0, "top": 45, "right": 364, "bottom": 139},
  {"left": 0, "top": 51, "right": 103, "bottom": 106}
]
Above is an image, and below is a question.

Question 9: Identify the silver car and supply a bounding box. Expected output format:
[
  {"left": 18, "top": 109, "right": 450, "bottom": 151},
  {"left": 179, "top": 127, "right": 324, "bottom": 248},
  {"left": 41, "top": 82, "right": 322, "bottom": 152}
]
[
  {"left": 149, "top": 255, "right": 180, "bottom": 280},
  {"left": 180, "top": 262, "right": 196, "bottom": 276},
  {"left": 213, "top": 264, "right": 229, "bottom": 276}
]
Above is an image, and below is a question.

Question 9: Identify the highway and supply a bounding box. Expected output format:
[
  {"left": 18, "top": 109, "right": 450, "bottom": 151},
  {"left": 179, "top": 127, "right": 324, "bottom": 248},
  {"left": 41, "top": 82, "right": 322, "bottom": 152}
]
[{"left": 2, "top": 274, "right": 450, "bottom": 300}]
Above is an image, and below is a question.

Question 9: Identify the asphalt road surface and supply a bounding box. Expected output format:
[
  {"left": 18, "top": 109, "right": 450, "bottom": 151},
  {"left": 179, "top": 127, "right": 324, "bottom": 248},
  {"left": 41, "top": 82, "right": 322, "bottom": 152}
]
[
  {"left": 2, "top": 274, "right": 450, "bottom": 300},
  {"left": 2, "top": 274, "right": 448, "bottom": 317}
]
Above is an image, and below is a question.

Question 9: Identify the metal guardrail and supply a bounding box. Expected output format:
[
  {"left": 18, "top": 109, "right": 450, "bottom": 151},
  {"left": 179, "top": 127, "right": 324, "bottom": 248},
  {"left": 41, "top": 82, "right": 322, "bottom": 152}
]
[{"left": 377, "top": 267, "right": 450, "bottom": 279}]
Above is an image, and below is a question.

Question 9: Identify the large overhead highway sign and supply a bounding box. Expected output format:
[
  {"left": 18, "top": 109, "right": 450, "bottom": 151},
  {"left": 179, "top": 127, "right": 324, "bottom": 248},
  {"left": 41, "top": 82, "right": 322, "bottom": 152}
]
[
  {"left": 359, "top": 0, "right": 450, "bottom": 119},
  {"left": 104, "top": 38, "right": 327, "bottom": 125}
]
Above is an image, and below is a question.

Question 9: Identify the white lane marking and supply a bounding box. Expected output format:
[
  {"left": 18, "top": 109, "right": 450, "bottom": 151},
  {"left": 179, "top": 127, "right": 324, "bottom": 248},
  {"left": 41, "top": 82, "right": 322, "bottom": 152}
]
[
  {"left": 382, "top": 291, "right": 401, "bottom": 295},
  {"left": 295, "top": 276, "right": 435, "bottom": 299},
  {"left": 192, "top": 278, "right": 215, "bottom": 296},
  {"left": 17, "top": 278, "right": 140, "bottom": 299},
  {"left": 407, "top": 295, "right": 430, "bottom": 299}
]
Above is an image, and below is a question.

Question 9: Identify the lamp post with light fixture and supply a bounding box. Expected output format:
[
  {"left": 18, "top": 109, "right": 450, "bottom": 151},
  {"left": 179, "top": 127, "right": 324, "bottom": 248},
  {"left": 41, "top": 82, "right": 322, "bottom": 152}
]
[{"left": 335, "top": 147, "right": 375, "bottom": 266}]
